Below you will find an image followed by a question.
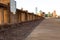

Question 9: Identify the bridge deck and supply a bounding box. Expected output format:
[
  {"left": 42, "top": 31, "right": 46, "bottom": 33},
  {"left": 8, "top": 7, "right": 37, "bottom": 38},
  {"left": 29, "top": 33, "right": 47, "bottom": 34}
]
[
  {"left": 25, "top": 19, "right": 60, "bottom": 40},
  {"left": 0, "top": 19, "right": 60, "bottom": 40}
]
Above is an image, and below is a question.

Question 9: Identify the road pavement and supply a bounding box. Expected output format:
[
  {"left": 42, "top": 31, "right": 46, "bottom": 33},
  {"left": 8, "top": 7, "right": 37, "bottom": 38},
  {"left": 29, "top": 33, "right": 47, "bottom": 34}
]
[
  {"left": 25, "top": 19, "right": 60, "bottom": 40},
  {"left": 0, "top": 18, "right": 60, "bottom": 40}
]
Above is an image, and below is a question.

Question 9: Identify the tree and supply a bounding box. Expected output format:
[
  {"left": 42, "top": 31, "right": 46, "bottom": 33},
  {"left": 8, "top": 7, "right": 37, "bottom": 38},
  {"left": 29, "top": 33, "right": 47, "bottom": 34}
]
[{"left": 45, "top": 14, "right": 48, "bottom": 17}]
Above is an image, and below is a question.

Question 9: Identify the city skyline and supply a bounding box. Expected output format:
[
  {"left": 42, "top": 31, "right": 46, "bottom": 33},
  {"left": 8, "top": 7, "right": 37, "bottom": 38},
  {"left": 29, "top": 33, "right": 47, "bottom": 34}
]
[{"left": 15, "top": 0, "right": 60, "bottom": 16}]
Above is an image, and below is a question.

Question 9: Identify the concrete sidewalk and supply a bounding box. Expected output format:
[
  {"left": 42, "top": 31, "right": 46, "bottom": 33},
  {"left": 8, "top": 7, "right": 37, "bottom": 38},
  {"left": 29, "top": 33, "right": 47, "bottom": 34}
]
[{"left": 25, "top": 19, "right": 60, "bottom": 40}]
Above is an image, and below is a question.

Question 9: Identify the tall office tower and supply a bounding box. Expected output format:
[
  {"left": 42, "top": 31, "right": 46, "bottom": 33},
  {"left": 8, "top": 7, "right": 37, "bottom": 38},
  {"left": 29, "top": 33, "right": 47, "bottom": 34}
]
[{"left": 0, "top": 0, "right": 10, "bottom": 5}]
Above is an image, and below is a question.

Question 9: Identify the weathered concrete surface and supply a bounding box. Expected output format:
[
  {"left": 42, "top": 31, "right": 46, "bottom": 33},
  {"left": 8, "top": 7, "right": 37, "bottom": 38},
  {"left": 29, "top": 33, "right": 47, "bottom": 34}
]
[
  {"left": 0, "top": 18, "right": 60, "bottom": 40},
  {"left": 25, "top": 19, "right": 60, "bottom": 40},
  {"left": 0, "top": 19, "right": 44, "bottom": 40}
]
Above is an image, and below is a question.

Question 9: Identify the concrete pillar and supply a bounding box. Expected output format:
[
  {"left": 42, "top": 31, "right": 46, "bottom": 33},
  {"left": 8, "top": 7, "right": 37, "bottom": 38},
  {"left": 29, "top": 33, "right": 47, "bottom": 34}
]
[
  {"left": 10, "top": 13, "right": 14, "bottom": 23},
  {"left": 29, "top": 14, "right": 33, "bottom": 21},
  {"left": 10, "top": 13, "right": 18, "bottom": 24},
  {"left": 20, "top": 13, "right": 26, "bottom": 22},
  {"left": 35, "top": 15, "right": 37, "bottom": 20},
  {"left": 27, "top": 13, "right": 30, "bottom": 21},
  {"left": 4, "top": 9, "right": 9, "bottom": 24},
  {"left": 0, "top": 8, "right": 4, "bottom": 24},
  {"left": 36, "top": 15, "right": 39, "bottom": 20},
  {"left": 0, "top": 0, "right": 10, "bottom": 5},
  {"left": 25, "top": 13, "right": 27, "bottom": 21},
  {"left": 18, "top": 12, "right": 21, "bottom": 23},
  {"left": 33, "top": 15, "right": 35, "bottom": 20},
  {"left": 15, "top": 13, "right": 19, "bottom": 23}
]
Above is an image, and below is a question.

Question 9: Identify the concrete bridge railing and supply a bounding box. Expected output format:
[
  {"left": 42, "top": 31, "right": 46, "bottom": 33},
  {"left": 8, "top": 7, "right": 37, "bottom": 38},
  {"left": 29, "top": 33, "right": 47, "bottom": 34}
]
[{"left": 0, "top": 4, "right": 44, "bottom": 25}]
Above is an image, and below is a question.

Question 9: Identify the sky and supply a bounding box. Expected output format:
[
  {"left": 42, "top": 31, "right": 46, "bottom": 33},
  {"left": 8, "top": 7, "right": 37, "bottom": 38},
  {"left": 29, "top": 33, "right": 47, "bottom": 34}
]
[{"left": 15, "top": 0, "right": 60, "bottom": 16}]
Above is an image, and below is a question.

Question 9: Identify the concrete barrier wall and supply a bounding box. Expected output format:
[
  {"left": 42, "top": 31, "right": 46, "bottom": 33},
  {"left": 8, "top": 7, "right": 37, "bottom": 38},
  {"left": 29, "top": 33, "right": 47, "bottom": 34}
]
[
  {"left": 9, "top": 12, "right": 19, "bottom": 24},
  {"left": 27, "top": 13, "right": 32, "bottom": 21},
  {"left": 16, "top": 11, "right": 21, "bottom": 23},
  {"left": 0, "top": 8, "right": 4, "bottom": 24},
  {"left": 0, "top": 0, "right": 10, "bottom": 5},
  {"left": 35, "top": 15, "right": 37, "bottom": 20},
  {"left": 29, "top": 13, "right": 33, "bottom": 21},
  {"left": 4, "top": 9, "right": 9, "bottom": 24},
  {"left": 0, "top": 8, "right": 44, "bottom": 24},
  {"left": 20, "top": 13, "right": 26, "bottom": 22},
  {"left": 17, "top": 10, "right": 28, "bottom": 23},
  {"left": 32, "top": 15, "right": 36, "bottom": 20},
  {"left": 26, "top": 13, "right": 30, "bottom": 21}
]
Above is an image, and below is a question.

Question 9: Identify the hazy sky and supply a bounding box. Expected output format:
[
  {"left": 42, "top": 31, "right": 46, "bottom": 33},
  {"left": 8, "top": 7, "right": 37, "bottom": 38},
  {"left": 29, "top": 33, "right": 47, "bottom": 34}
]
[{"left": 15, "top": 0, "right": 60, "bottom": 15}]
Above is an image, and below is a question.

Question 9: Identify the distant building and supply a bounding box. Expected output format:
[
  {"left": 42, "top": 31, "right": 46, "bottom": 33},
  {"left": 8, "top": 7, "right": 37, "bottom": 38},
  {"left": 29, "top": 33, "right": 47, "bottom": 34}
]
[
  {"left": 36, "top": 10, "right": 42, "bottom": 16},
  {"left": 45, "top": 14, "right": 48, "bottom": 17},
  {"left": 52, "top": 10, "right": 57, "bottom": 18},
  {"left": 36, "top": 10, "right": 45, "bottom": 17},
  {"left": 42, "top": 12, "right": 45, "bottom": 17},
  {"left": 48, "top": 12, "right": 51, "bottom": 17}
]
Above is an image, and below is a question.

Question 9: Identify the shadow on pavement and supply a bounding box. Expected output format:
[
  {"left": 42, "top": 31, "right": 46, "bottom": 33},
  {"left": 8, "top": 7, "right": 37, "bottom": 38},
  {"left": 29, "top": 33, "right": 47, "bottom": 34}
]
[{"left": 0, "top": 19, "right": 44, "bottom": 40}]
